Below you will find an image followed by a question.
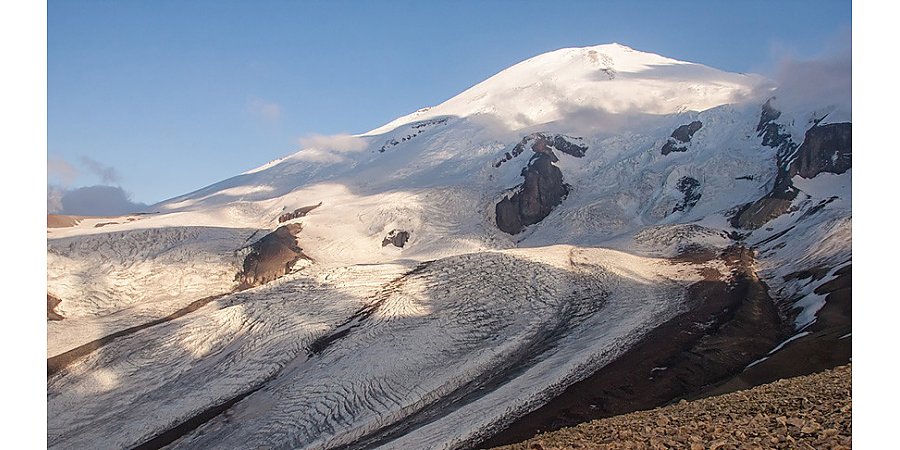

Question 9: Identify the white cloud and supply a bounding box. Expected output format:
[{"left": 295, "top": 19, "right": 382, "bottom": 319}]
[
  {"left": 767, "top": 30, "right": 851, "bottom": 114},
  {"left": 246, "top": 97, "right": 282, "bottom": 121},
  {"left": 292, "top": 148, "right": 349, "bottom": 163},
  {"left": 298, "top": 133, "right": 368, "bottom": 153},
  {"left": 79, "top": 156, "right": 121, "bottom": 184},
  {"left": 48, "top": 155, "right": 126, "bottom": 186},
  {"left": 294, "top": 133, "right": 368, "bottom": 163}
]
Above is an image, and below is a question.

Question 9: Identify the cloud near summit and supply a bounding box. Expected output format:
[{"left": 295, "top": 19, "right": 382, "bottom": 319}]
[
  {"left": 294, "top": 133, "right": 368, "bottom": 163},
  {"left": 766, "top": 30, "right": 851, "bottom": 114}
]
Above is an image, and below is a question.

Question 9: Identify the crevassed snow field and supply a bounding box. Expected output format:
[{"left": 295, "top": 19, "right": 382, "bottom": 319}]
[{"left": 47, "top": 44, "right": 850, "bottom": 450}]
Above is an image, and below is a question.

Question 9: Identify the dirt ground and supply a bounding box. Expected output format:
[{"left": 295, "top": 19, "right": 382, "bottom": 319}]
[
  {"left": 47, "top": 214, "right": 83, "bottom": 228},
  {"left": 490, "top": 364, "right": 851, "bottom": 450}
]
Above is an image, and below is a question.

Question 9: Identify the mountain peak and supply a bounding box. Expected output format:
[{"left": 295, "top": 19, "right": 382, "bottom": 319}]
[{"left": 367, "top": 43, "right": 768, "bottom": 135}]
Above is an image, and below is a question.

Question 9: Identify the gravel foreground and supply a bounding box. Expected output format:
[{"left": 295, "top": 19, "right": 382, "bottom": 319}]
[{"left": 490, "top": 364, "right": 851, "bottom": 450}]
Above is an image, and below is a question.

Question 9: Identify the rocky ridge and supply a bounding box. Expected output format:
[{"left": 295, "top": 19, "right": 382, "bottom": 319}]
[
  {"left": 731, "top": 100, "right": 851, "bottom": 229},
  {"left": 495, "top": 133, "right": 587, "bottom": 234},
  {"left": 235, "top": 223, "right": 309, "bottom": 289},
  {"left": 661, "top": 121, "right": 703, "bottom": 155}
]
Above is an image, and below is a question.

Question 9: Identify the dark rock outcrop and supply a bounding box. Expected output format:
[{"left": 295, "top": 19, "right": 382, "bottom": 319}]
[
  {"left": 732, "top": 107, "right": 851, "bottom": 230},
  {"left": 790, "top": 123, "right": 852, "bottom": 179},
  {"left": 278, "top": 202, "right": 322, "bottom": 223},
  {"left": 381, "top": 230, "right": 410, "bottom": 248},
  {"left": 546, "top": 134, "right": 588, "bottom": 158},
  {"left": 661, "top": 121, "right": 702, "bottom": 155},
  {"left": 730, "top": 195, "right": 795, "bottom": 230},
  {"left": 47, "top": 293, "right": 63, "bottom": 321},
  {"left": 379, "top": 118, "right": 449, "bottom": 153},
  {"left": 496, "top": 154, "right": 569, "bottom": 235},
  {"left": 672, "top": 121, "right": 703, "bottom": 143},
  {"left": 495, "top": 133, "right": 587, "bottom": 168},
  {"left": 672, "top": 177, "right": 702, "bottom": 213},
  {"left": 756, "top": 98, "right": 794, "bottom": 149},
  {"left": 235, "top": 223, "right": 309, "bottom": 289},
  {"left": 495, "top": 133, "right": 587, "bottom": 234},
  {"left": 757, "top": 98, "right": 782, "bottom": 130},
  {"left": 731, "top": 102, "right": 800, "bottom": 229}
]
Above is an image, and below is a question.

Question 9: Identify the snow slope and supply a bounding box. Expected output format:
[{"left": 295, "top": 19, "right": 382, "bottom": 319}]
[
  {"left": 46, "top": 43, "right": 850, "bottom": 450},
  {"left": 368, "top": 43, "right": 770, "bottom": 133},
  {"left": 48, "top": 248, "right": 703, "bottom": 450}
]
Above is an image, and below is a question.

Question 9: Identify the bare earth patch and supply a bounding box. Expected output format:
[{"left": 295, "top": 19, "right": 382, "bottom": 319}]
[
  {"left": 47, "top": 214, "right": 83, "bottom": 228},
  {"left": 490, "top": 365, "right": 851, "bottom": 450}
]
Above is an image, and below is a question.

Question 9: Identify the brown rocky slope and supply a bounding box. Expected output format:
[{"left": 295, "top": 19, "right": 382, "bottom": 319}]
[{"left": 489, "top": 364, "right": 851, "bottom": 450}]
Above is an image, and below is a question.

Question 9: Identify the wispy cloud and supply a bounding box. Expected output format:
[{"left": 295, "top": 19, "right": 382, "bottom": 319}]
[
  {"left": 246, "top": 96, "right": 282, "bottom": 121},
  {"left": 48, "top": 155, "right": 125, "bottom": 186},
  {"left": 294, "top": 133, "right": 368, "bottom": 163},
  {"left": 298, "top": 133, "right": 368, "bottom": 152},
  {"left": 48, "top": 156, "right": 79, "bottom": 185},
  {"left": 79, "top": 156, "right": 121, "bottom": 184},
  {"left": 767, "top": 28, "right": 851, "bottom": 113}
]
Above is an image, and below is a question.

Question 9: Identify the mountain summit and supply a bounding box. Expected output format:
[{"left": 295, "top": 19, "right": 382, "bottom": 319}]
[{"left": 369, "top": 43, "right": 770, "bottom": 134}]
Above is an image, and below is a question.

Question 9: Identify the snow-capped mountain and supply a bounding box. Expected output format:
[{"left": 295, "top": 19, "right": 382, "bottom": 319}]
[{"left": 47, "top": 44, "right": 851, "bottom": 450}]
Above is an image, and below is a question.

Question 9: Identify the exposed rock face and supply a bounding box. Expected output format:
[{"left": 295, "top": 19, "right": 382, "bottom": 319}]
[
  {"left": 756, "top": 100, "right": 800, "bottom": 198},
  {"left": 496, "top": 157, "right": 568, "bottom": 235},
  {"left": 757, "top": 97, "right": 782, "bottom": 129},
  {"left": 47, "top": 293, "right": 63, "bottom": 321},
  {"left": 278, "top": 202, "right": 322, "bottom": 223},
  {"left": 518, "top": 156, "right": 568, "bottom": 220},
  {"left": 672, "top": 177, "right": 702, "bottom": 213},
  {"left": 494, "top": 133, "right": 587, "bottom": 168},
  {"left": 495, "top": 133, "right": 587, "bottom": 234},
  {"left": 381, "top": 230, "right": 410, "bottom": 248},
  {"left": 661, "top": 120, "right": 702, "bottom": 155},
  {"left": 731, "top": 196, "right": 795, "bottom": 230},
  {"left": 672, "top": 121, "right": 703, "bottom": 143},
  {"left": 379, "top": 118, "right": 449, "bottom": 152},
  {"left": 790, "top": 123, "right": 852, "bottom": 179},
  {"left": 496, "top": 153, "right": 569, "bottom": 235},
  {"left": 731, "top": 103, "right": 799, "bottom": 229},
  {"left": 731, "top": 119, "right": 851, "bottom": 230},
  {"left": 756, "top": 98, "right": 793, "bottom": 149},
  {"left": 235, "top": 223, "right": 309, "bottom": 289},
  {"left": 732, "top": 100, "right": 853, "bottom": 230},
  {"left": 544, "top": 134, "right": 588, "bottom": 158},
  {"left": 495, "top": 200, "right": 524, "bottom": 235}
]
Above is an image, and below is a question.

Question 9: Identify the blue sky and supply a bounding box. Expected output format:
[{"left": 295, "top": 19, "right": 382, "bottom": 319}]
[{"left": 48, "top": 0, "right": 851, "bottom": 208}]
